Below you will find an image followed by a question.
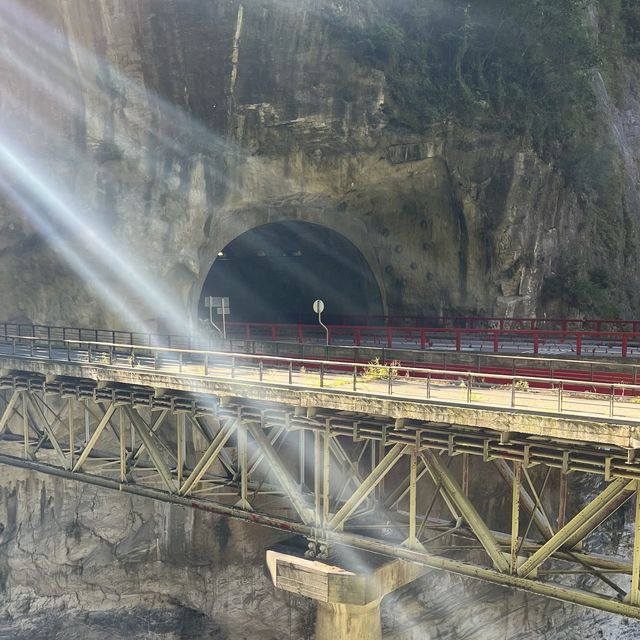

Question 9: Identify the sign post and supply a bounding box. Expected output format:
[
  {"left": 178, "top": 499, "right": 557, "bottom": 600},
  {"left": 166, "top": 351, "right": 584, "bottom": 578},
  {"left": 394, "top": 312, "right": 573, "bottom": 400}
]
[
  {"left": 204, "top": 296, "right": 230, "bottom": 339},
  {"left": 313, "top": 299, "right": 329, "bottom": 346}
]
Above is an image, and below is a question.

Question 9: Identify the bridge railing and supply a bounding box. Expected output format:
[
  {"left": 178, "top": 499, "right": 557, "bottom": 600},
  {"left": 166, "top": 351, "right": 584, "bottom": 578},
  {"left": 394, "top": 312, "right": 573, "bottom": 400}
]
[
  {"left": 288, "top": 313, "right": 640, "bottom": 331},
  {"left": 0, "top": 322, "right": 206, "bottom": 350},
  {"left": 4, "top": 327, "right": 640, "bottom": 388},
  {"left": 3, "top": 320, "right": 640, "bottom": 358},
  {"left": 3, "top": 334, "right": 640, "bottom": 422},
  {"left": 226, "top": 322, "right": 640, "bottom": 358},
  {"left": 4, "top": 322, "right": 640, "bottom": 389}
]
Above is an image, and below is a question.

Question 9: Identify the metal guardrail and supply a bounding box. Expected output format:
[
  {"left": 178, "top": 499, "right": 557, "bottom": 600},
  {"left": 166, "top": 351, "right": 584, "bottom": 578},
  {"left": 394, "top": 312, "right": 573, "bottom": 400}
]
[
  {"left": 225, "top": 322, "right": 640, "bottom": 358},
  {"left": 3, "top": 320, "right": 640, "bottom": 358},
  {"left": 263, "top": 313, "right": 640, "bottom": 332},
  {"left": 2, "top": 334, "right": 640, "bottom": 422}
]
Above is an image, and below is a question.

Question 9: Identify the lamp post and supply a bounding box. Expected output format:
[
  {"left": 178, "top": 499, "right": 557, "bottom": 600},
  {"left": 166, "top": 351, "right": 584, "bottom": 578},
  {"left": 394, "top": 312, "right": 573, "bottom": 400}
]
[{"left": 313, "top": 299, "right": 329, "bottom": 346}]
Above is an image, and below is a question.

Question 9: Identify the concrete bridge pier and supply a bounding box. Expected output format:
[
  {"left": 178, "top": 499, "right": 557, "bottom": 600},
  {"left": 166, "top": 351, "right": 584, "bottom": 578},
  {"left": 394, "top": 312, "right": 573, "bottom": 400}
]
[{"left": 266, "top": 542, "right": 427, "bottom": 640}]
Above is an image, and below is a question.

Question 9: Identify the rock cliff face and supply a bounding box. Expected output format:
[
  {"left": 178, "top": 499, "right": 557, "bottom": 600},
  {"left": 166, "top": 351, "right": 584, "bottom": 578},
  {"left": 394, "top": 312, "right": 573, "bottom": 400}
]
[
  {"left": 1, "top": 465, "right": 640, "bottom": 639},
  {"left": 4, "top": 0, "right": 635, "bottom": 328},
  {"left": 1, "top": 1, "right": 640, "bottom": 638}
]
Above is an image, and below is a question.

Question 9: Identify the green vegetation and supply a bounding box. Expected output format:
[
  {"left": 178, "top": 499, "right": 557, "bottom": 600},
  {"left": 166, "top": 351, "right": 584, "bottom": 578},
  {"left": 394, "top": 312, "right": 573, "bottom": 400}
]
[
  {"left": 360, "top": 357, "right": 401, "bottom": 381},
  {"left": 541, "top": 257, "right": 619, "bottom": 316},
  {"left": 329, "top": 0, "right": 640, "bottom": 317},
  {"left": 332, "top": 0, "right": 599, "bottom": 158}
]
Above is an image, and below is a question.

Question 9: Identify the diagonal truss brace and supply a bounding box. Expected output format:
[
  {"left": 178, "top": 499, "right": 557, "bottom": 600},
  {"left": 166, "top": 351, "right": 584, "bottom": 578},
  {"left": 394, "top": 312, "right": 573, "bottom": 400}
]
[
  {"left": 422, "top": 449, "right": 511, "bottom": 573},
  {"left": 328, "top": 444, "right": 408, "bottom": 530},
  {"left": 494, "top": 458, "right": 555, "bottom": 539},
  {"left": 248, "top": 422, "right": 315, "bottom": 525},
  {"left": 129, "top": 409, "right": 169, "bottom": 463},
  {"left": 72, "top": 404, "right": 118, "bottom": 472},
  {"left": 0, "top": 391, "right": 21, "bottom": 435},
  {"left": 180, "top": 418, "right": 238, "bottom": 496},
  {"left": 125, "top": 406, "right": 177, "bottom": 494},
  {"left": 518, "top": 477, "right": 636, "bottom": 578},
  {"left": 26, "top": 395, "right": 69, "bottom": 469}
]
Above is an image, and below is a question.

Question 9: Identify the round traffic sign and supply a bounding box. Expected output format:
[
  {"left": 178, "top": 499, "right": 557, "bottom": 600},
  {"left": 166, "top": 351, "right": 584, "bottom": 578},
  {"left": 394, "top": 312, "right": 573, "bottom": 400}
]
[{"left": 313, "top": 299, "right": 325, "bottom": 314}]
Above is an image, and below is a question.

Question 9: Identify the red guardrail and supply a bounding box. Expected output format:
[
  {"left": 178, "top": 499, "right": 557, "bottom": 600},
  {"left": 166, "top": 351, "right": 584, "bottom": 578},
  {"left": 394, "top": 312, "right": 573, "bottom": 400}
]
[
  {"left": 3, "top": 320, "right": 640, "bottom": 358},
  {"left": 289, "top": 314, "right": 640, "bottom": 332},
  {"left": 226, "top": 322, "right": 640, "bottom": 358},
  {"left": 4, "top": 334, "right": 640, "bottom": 409}
]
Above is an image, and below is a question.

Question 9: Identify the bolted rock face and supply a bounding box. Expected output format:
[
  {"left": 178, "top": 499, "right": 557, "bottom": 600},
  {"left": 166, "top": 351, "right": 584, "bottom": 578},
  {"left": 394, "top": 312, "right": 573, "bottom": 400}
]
[
  {"left": 0, "top": 466, "right": 314, "bottom": 640},
  {"left": 0, "top": 0, "right": 621, "bottom": 328},
  {"left": 1, "top": 1, "right": 640, "bottom": 639}
]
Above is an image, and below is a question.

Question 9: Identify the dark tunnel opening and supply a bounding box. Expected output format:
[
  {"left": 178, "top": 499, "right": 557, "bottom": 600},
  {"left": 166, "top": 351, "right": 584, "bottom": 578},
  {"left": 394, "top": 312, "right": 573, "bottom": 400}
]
[{"left": 199, "top": 221, "right": 384, "bottom": 325}]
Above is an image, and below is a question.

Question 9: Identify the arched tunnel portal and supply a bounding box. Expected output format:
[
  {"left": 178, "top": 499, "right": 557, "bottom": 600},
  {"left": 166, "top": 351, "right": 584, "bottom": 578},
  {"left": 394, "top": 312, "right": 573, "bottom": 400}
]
[{"left": 199, "top": 221, "right": 384, "bottom": 325}]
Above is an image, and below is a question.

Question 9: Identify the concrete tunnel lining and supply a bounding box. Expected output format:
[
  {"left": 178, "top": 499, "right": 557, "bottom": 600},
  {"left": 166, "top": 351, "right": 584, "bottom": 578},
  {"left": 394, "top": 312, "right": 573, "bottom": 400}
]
[{"left": 196, "top": 219, "right": 386, "bottom": 324}]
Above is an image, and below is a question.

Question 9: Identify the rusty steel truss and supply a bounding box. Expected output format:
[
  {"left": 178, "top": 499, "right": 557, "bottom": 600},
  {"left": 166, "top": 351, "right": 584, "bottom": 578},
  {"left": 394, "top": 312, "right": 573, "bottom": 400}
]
[{"left": 0, "top": 370, "right": 640, "bottom": 618}]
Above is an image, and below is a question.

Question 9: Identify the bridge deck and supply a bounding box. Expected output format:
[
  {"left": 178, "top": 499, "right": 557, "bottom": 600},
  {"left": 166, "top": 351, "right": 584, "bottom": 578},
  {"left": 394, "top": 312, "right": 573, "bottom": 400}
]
[
  {"left": 1, "top": 339, "right": 640, "bottom": 450},
  {"left": 3, "top": 334, "right": 640, "bottom": 618}
]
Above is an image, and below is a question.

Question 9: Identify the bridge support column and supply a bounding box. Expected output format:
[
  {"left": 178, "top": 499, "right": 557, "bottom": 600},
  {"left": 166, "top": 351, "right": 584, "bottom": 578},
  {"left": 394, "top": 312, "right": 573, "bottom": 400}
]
[{"left": 266, "top": 543, "right": 427, "bottom": 640}]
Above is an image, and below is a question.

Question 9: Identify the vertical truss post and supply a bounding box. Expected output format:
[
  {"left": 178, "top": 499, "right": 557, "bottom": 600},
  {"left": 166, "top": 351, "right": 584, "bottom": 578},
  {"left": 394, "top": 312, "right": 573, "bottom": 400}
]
[
  {"left": 323, "top": 425, "right": 330, "bottom": 527},
  {"left": 462, "top": 453, "right": 470, "bottom": 497},
  {"left": 299, "top": 430, "right": 305, "bottom": 489},
  {"left": 84, "top": 400, "right": 90, "bottom": 444},
  {"left": 68, "top": 398, "right": 74, "bottom": 469},
  {"left": 408, "top": 447, "right": 419, "bottom": 549},
  {"left": 22, "top": 392, "right": 29, "bottom": 459},
  {"left": 632, "top": 481, "right": 640, "bottom": 606},
  {"left": 177, "top": 413, "right": 185, "bottom": 489},
  {"left": 314, "top": 430, "right": 321, "bottom": 527},
  {"left": 511, "top": 462, "right": 522, "bottom": 574},
  {"left": 558, "top": 470, "right": 568, "bottom": 530},
  {"left": 119, "top": 407, "right": 126, "bottom": 482},
  {"left": 378, "top": 426, "right": 387, "bottom": 499},
  {"left": 237, "top": 420, "right": 250, "bottom": 510}
]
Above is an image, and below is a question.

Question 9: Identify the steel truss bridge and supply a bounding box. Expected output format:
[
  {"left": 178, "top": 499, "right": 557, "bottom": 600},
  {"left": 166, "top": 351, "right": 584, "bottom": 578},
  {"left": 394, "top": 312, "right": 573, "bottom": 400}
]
[{"left": 2, "top": 330, "right": 640, "bottom": 618}]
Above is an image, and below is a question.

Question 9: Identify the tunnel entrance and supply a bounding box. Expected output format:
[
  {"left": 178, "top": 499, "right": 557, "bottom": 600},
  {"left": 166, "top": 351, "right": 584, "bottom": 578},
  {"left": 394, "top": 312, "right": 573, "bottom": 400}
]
[{"left": 199, "top": 221, "right": 383, "bottom": 324}]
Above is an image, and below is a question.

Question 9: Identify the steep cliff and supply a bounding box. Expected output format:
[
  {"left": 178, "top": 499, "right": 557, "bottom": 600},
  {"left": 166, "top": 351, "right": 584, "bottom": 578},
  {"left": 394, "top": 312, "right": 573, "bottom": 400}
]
[
  {"left": 1, "top": 1, "right": 640, "bottom": 639},
  {"left": 2, "top": 0, "right": 638, "bottom": 328}
]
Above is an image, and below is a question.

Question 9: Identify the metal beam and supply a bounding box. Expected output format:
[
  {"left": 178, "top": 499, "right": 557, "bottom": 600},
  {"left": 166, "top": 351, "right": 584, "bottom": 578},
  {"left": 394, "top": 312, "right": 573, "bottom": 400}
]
[
  {"left": 190, "top": 415, "right": 237, "bottom": 478},
  {"left": 248, "top": 422, "right": 314, "bottom": 525},
  {"left": 494, "top": 458, "right": 555, "bottom": 540},
  {"left": 236, "top": 420, "right": 251, "bottom": 510},
  {"left": 2, "top": 453, "right": 640, "bottom": 621},
  {"left": 422, "top": 449, "right": 511, "bottom": 574},
  {"left": 407, "top": 448, "right": 420, "bottom": 549},
  {"left": 518, "top": 477, "right": 635, "bottom": 578},
  {"left": 0, "top": 391, "right": 20, "bottom": 435},
  {"left": 26, "top": 395, "right": 69, "bottom": 469},
  {"left": 631, "top": 481, "right": 640, "bottom": 605},
  {"left": 511, "top": 462, "right": 521, "bottom": 574},
  {"left": 180, "top": 418, "right": 238, "bottom": 497},
  {"left": 129, "top": 410, "right": 168, "bottom": 462},
  {"left": 383, "top": 457, "right": 428, "bottom": 509},
  {"left": 124, "top": 406, "right": 177, "bottom": 494},
  {"left": 328, "top": 444, "right": 407, "bottom": 530},
  {"left": 72, "top": 403, "right": 117, "bottom": 472}
]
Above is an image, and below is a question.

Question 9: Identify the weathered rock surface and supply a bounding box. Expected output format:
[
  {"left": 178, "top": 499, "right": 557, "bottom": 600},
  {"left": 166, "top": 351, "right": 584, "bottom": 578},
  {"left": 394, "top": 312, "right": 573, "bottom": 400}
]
[
  {"left": 1, "top": 1, "right": 640, "bottom": 638},
  {"left": 0, "top": 466, "right": 639, "bottom": 639},
  {"left": 3, "top": 0, "right": 635, "bottom": 328}
]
